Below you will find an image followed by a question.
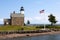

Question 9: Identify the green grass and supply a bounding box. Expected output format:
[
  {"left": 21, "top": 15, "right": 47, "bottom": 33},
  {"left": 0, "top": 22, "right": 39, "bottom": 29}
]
[
  {"left": 46, "top": 25, "right": 60, "bottom": 29},
  {"left": 0, "top": 25, "right": 60, "bottom": 31},
  {"left": 0, "top": 25, "right": 40, "bottom": 31}
]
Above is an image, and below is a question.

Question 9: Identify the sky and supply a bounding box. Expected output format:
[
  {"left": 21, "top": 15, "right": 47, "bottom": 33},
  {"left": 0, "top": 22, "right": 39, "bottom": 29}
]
[{"left": 0, "top": 0, "right": 60, "bottom": 24}]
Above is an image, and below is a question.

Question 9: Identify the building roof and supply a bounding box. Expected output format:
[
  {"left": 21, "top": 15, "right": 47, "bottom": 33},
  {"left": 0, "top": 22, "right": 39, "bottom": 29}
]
[
  {"left": 4, "top": 19, "right": 10, "bottom": 21},
  {"left": 10, "top": 13, "right": 24, "bottom": 17}
]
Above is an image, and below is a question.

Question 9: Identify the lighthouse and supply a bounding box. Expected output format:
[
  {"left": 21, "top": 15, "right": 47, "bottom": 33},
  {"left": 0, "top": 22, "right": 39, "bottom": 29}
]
[
  {"left": 20, "top": 6, "right": 24, "bottom": 14},
  {"left": 4, "top": 6, "right": 24, "bottom": 26}
]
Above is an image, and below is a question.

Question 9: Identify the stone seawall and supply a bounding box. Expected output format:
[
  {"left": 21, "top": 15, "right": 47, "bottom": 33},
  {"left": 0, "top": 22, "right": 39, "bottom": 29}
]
[{"left": 0, "top": 31, "right": 60, "bottom": 39}]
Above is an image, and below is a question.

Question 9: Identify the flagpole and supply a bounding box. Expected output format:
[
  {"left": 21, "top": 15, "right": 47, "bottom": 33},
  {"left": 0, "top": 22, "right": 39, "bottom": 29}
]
[
  {"left": 40, "top": 9, "right": 46, "bottom": 30},
  {"left": 44, "top": 12, "right": 46, "bottom": 30}
]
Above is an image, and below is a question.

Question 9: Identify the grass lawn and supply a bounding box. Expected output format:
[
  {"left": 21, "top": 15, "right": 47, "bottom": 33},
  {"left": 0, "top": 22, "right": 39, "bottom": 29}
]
[
  {"left": 46, "top": 25, "right": 60, "bottom": 29},
  {"left": 0, "top": 25, "right": 40, "bottom": 31},
  {"left": 0, "top": 25, "right": 60, "bottom": 31}
]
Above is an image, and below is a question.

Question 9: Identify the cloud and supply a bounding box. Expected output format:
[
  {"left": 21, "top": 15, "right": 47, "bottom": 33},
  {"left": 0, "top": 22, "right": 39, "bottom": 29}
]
[
  {"left": 25, "top": 17, "right": 33, "bottom": 23},
  {"left": 25, "top": 14, "right": 50, "bottom": 24},
  {"left": 34, "top": 16, "right": 44, "bottom": 21},
  {"left": 55, "top": 15, "right": 60, "bottom": 24},
  {"left": 0, "top": 18, "right": 3, "bottom": 24},
  {"left": 0, "top": 18, "right": 3, "bottom": 22}
]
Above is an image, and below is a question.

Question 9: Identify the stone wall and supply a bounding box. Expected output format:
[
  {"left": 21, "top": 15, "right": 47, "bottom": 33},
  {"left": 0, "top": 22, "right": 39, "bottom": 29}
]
[{"left": 11, "top": 17, "right": 24, "bottom": 26}]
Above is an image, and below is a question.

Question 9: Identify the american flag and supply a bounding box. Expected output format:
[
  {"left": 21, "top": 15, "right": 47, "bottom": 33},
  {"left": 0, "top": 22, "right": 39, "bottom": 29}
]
[{"left": 40, "top": 10, "right": 44, "bottom": 13}]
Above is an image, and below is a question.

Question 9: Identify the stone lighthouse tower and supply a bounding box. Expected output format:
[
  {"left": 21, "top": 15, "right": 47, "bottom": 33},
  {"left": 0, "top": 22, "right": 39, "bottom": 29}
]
[{"left": 10, "top": 6, "right": 24, "bottom": 26}]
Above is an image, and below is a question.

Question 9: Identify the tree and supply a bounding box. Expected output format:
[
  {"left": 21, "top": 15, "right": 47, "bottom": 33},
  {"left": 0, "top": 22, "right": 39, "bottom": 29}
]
[
  {"left": 24, "top": 23, "right": 26, "bottom": 26},
  {"left": 27, "top": 20, "right": 30, "bottom": 24},
  {"left": 48, "top": 14, "right": 57, "bottom": 26}
]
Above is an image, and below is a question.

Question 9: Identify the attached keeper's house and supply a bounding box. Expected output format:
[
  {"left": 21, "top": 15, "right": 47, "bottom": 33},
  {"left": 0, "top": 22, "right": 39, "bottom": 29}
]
[{"left": 4, "top": 6, "right": 24, "bottom": 26}]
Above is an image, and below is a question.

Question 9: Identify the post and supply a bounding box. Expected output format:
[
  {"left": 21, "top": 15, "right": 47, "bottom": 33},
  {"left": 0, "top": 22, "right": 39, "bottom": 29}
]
[
  {"left": 40, "top": 9, "right": 46, "bottom": 30},
  {"left": 43, "top": 12, "right": 46, "bottom": 30}
]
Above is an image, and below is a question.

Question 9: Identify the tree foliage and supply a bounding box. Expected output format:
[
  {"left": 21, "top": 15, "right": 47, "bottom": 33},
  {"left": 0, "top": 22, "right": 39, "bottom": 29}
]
[
  {"left": 27, "top": 20, "right": 30, "bottom": 24},
  {"left": 48, "top": 14, "right": 57, "bottom": 26},
  {"left": 24, "top": 23, "right": 26, "bottom": 26}
]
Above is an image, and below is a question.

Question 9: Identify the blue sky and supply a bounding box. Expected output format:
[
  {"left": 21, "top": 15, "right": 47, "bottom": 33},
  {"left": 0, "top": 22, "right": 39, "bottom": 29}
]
[{"left": 0, "top": 0, "right": 60, "bottom": 24}]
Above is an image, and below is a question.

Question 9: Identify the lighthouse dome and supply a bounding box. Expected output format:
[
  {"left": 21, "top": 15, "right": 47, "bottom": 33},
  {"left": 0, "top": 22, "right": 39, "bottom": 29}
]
[{"left": 20, "top": 6, "right": 24, "bottom": 11}]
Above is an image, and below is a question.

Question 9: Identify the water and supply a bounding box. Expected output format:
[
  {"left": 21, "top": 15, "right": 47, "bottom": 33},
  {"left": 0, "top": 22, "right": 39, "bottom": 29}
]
[{"left": 0, "top": 34, "right": 60, "bottom": 40}]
